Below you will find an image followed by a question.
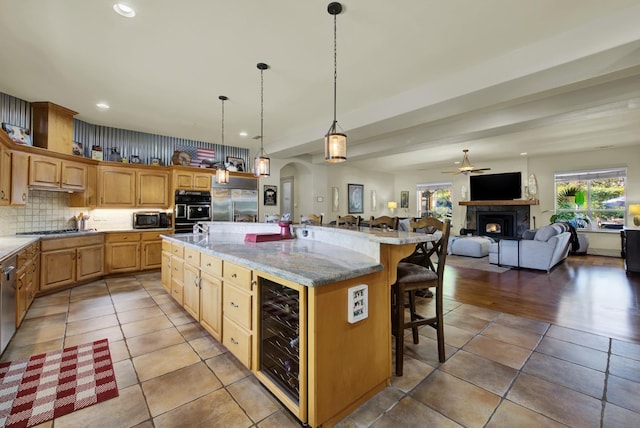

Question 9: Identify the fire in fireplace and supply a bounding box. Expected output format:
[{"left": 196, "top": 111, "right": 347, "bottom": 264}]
[{"left": 477, "top": 211, "right": 516, "bottom": 239}]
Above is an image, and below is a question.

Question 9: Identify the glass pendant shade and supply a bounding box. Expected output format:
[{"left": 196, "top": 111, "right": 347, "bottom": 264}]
[
  {"left": 324, "top": 128, "right": 347, "bottom": 163},
  {"left": 254, "top": 155, "right": 270, "bottom": 177},
  {"left": 216, "top": 167, "right": 229, "bottom": 184}
]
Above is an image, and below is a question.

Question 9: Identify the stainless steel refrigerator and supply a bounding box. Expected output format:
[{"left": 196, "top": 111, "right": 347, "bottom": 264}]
[{"left": 211, "top": 188, "right": 259, "bottom": 221}]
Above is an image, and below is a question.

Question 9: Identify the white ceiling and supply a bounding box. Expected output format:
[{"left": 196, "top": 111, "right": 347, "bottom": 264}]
[{"left": 2, "top": 0, "right": 640, "bottom": 173}]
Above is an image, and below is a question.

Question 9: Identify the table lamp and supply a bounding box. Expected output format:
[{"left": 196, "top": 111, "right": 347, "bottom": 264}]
[
  {"left": 388, "top": 201, "right": 397, "bottom": 214},
  {"left": 629, "top": 204, "right": 640, "bottom": 226}
]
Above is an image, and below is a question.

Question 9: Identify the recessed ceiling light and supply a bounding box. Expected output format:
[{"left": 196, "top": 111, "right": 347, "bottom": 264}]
[
  {"left": 520, "top": 152, "right": 528, "bottom": 156},
  {"left": 239, "top": 131, "right": 248, "bottom": 137},
  {"left": 113, "top": 3, "right": 136, "bottom": 18},
  {"left": 96, "top": 102, "right": 110, "bottom": 110},
  {"left": 454, "top": 161, "right": 460, "bottom": 165}
]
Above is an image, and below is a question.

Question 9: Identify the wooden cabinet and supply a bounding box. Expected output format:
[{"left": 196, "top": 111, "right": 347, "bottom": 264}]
[
  {"left": 16, "top": 243, "right": 39, "bottom": 326},
  {"left": 222, "top": 261, "right": 254, "bottom": 368},
  {"left": 161, "top": 240, "right": 172, "bottom": 293},
  {"left": 31, "top": 102, "right": 77, "bottom": 155},
  {"left": 141, "top": 231, "right": 163, "bottom": 270},
  {"left": 200, "top": 270, "right": 222, "bottom": 341},
  {"left": 98, "top": 165, "right": 169, "bottom": 208},
  {"left": 183, "top": 248, "right": 201, "bottom": 320},
  {"left": 170, "top": 243, "right": 185, "bottom": 304},
  {"left": 1, "top": 145, "right": 13, "bottom": 205},
  {"left": 69, "top": 165, "right": 97, "bottom": 208},
  {"left": 173, "top": 169, "right": 211, "bottom": 191},
  {"left": 105, "top": 232, "right": 141, "bottom": 273},
  {"left": 98, "top": 166, "right": 136, "bottom": 207},
  {"left": 105, "top": 230, "right": 165, "bottom": 273},
  {"left": 138, "top": 170, "right": 169, "bottom": 207},
  {"left": 10, "top": 151, "right": 29, "bottom": 205},
  {"left": 40, "top": 234, "right": 104, "bottom": 293},
  {"left": 29, "top": 154, "right": 86, "bottom": 191}
]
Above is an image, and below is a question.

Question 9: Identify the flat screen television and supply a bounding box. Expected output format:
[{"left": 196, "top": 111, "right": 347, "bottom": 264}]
[{"left": 470, "top": 172, "right": 521, "bottom": 201}]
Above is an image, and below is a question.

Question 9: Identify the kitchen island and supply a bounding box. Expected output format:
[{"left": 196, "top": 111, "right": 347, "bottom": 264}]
[{"left": 161, "top": 223, "right": 435, "bottom": 427}]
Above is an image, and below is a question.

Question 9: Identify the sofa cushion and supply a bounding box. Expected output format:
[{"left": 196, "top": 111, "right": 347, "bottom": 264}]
[
  {"left": 399, "top": 218, "right": 410, "bottom": 231},
  {"left": 534, "top": 225, "right": 560, "bottom": 242},
  {"left": 396, "top": 262, "right": 438, "bottom": 284},
  {"left": 522, "top": 229, "right": 536, "bottom": 240}
]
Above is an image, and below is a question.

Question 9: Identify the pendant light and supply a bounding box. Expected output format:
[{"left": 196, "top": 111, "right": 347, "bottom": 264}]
[
  {"left": 325, "top": 2, "right": 347, "bottom": 163},
  {"left": 215, "top": 95, "right": 230, "bottom": 184},
  {"left": 254, "top": 62, "right": 270, "bottom": 177}
]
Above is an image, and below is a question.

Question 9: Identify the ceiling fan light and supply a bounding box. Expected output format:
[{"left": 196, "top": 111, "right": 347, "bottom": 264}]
[{"left": 325, "top": 130, "right": 347, "bottom": 163}]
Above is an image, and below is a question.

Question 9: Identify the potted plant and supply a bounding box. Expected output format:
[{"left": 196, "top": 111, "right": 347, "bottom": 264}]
[{"left": 558, "top": 185, "right": 585, "bottom": 208}]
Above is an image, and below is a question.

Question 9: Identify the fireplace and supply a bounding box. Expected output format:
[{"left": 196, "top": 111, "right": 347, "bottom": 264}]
[{"left": 477, "top": 211, "right": 516, "bottom": 239}]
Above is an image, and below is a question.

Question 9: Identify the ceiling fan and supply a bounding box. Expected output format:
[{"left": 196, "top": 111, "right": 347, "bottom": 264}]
[{"left": 441, "top": 149, "right": 491, "bottom": 175}]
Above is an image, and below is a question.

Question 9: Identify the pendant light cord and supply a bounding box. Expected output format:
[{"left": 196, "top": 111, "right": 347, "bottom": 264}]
[
  {"left": 221, "top": 98, "right": 225, "bottom": 146},
  {"left": 332, "top": 11, "right": 338, "bottom": 128},
  {"left": 260, "top": 67, "right": 265, "bottom": 156}
]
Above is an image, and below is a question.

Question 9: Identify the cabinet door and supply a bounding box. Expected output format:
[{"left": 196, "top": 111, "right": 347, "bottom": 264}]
[
  {"left": 141, "top": 240, "right": 162, "bottom": 270},
  {"left": 106, "top": 241, "right": 140, "bottom": 273},
  {"left": 193, "top": 172, "right": 211, "bottom": 190},
  {"left": 10, "top": 151, "right": 29, "bottom": 205},
  {"left": 40, "top": 248, "right": 76, "bottom": 291},
  {"left": 137, "top": 170, "right": 169, "bottom": 207},
  {"left": 29, "top": 155, "right": 61, "bottom": 189},
  {"left": 0, "top": 146, "right": 11, "bottom": 205},
  {"left": 77, "top": 244, "right": 104, "bottom": 281},
  {"left": 173, "top": 171, "right": 193, "bottom": 189},
  {"left": 200, "top": 273, "right": 222, "bottom": 341},
  {"left": 70, "top": 165, "right": 97, "bottom": 207},
  {"left": 16, "top": 265, "right": 28, "bottom": 327},
  {"left": 98, "top": 166, "right": 136, "bottom": 207},
  {"left": 161, "top": 251, "right": 172, "bottom": 293},
  {"left": 183, "top": 263, "right": 200, "bottom": 320},
  {"left": 170, "top": 257, "right": 184, "bottom": 304},
  {"left": 61, "top": 161, "right": 87, "bottom": 191}
]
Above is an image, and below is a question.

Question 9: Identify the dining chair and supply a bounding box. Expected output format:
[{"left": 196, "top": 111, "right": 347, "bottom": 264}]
[
  {"left": 264, "top": 214, "right": 280, "bottom": 223},
  {"left": 391, "top": 217, "right": 451, "bottom": 375},
  {"left": 369, "top": 215, "right": 399, "bottom": 230},
  {"left": 336, "top": 215, "right": 360, "bottom": 227},
  {"left": 300, "top": 214, "right": 323, "bottom": 225}
]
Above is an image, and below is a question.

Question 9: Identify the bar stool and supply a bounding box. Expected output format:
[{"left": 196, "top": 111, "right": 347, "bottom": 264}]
[
  {"left": 300, "top": 214, "right": 323, "bottom": 225},
  {"left": 369, "top": 215, "right": 399, "bottom": 230},
  {"left": 391, "top": 217, "right": 451, "bottom": 375},
  {"left": 336, "top": 215, "right": 360, "bottom": 227}
]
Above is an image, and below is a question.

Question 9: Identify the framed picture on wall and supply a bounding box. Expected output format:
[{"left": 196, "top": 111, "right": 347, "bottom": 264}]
[
  {"left": 264, "top": 185, "right": 277, "bottom": 206},
  {"left": 400, "top": 190, "right": 409, "bottom": 209},
  {"left": 226, "top": 156, "right": 245, "bottom": 172},
  {"left": 348, "top": 183, "right": 364, "bottom": 214}
]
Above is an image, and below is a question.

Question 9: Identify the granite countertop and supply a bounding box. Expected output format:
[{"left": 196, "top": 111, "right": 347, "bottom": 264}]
[
  {"left": 0, "top": 237, "right": 40, "bottom": 261},
  {"left": 162, "top": 233, "right": 384, "bottom": 287},
  {"left": 298, "top": 225, "right": 437, "bottom": 245}
]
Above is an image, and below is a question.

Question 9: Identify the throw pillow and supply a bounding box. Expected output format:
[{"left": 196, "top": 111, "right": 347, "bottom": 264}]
[{"left": 534, "top": 225, "right": 559, "bottom": 242}]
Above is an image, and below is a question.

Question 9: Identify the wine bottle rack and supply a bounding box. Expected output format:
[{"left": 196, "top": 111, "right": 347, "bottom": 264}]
[{"left": 260, "top": 278, "right": 300, "bottom": 402}]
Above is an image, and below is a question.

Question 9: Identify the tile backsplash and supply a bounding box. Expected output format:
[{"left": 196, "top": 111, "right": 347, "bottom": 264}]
[{"left": 0, "top": 190, "right": 171, "bottom": 236}]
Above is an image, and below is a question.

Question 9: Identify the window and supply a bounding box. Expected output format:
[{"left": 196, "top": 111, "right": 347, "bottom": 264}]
[
  {"left": 417, "top": 182, "right": 452, "bottom": 221},
  {"left": 554, "top": 168, "right": 626, "bottom": 230}
]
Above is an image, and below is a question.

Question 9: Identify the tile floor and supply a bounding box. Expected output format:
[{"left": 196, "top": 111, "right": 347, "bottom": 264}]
[{"left": 2, "top": 272, "right": 640, "bottom": 427}]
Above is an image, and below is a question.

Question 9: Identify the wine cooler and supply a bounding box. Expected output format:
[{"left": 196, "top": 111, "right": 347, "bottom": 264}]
[{"left": 257, "top": 275, "right": 307, "bottom": 420}]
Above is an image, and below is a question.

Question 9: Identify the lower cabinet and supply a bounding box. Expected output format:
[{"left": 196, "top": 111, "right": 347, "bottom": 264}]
[
  {"left": 200, "top": 272, "right": 222, "bottom": 341},
  {"left": 106, "top": 231, "right": 164, "bottom": 273},
  {"left": 183, "top": 247, "right": 201, "bottom": 320},
  {"left": 169, "top": 243, "right": 185, "bottom": 304},
  {"left": 222, "top": 261, "right": 255, "bottom": 369},
  {"left": 16, "top": 243, "right": 39, "bottom": 326},
  {"left": 40, "top": 235, "right": 104, "bottom": 293}
]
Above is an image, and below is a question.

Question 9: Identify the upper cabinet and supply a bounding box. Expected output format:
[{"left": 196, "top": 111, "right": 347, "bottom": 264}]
[
  {"left": 173, "top": 168, "right": 211, "bottom": 191},
  {"left": 0, "top": 145, "right": 11, "bottom": 205},
  {"left": 31, "top": 102, "right": 77, "bottom": 155},
  {"left": 98, "top": 164, "right": 169, "bottom": 208},
  {"left": 29, "top": 154, "right": 87, "bottom": 191}
]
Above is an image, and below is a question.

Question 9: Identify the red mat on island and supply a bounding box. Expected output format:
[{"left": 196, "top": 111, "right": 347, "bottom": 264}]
[{"left": 244, "top": 233, "right": 285, "bottom": 242}]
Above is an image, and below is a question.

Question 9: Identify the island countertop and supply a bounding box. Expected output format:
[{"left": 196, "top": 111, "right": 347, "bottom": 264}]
[
  {"left": 162, "top": 233, "right": 385, "bottom": 287},
  {"left": 162, "top": 224, "right": 436, "bottom": 287}
]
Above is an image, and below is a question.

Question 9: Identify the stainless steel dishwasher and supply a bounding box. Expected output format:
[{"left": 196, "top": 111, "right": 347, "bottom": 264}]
[{"left": 1, "top": 255, "right": 17, "bottom": 354}]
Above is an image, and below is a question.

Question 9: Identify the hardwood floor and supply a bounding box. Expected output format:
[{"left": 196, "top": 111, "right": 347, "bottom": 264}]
[{"left": 444, "top": 254, "right": 640, "bottom": 344}]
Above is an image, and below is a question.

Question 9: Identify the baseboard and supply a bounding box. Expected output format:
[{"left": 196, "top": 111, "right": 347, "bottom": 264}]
[{"left": 586, "top": 248, "right": 622, "bottom": 258}]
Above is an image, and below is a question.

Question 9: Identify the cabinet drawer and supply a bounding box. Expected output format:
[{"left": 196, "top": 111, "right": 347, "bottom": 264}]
[
  {"left": 171, "top": 278, "right": 183, "bottom": 305},
  {"left": 141, "top": 231, "right": 164, "bottom": 241},
  {"left": 40, "top": 234, "right": 104, "bottom": 251},
  {"left": 107, "top": 232, "right": 141, "bottom": 243},
  {"left": 223, "top": 284, "right": 252, "bottom": 330},
  {"left": 171, "top": 257, "right": 184, "bottom": 281},
  {"left": 162, "top": 240, "right": 171, "bottom": 252},
  {"left": 223, "top": 316, "right": 252, "bottom": 368},
  {"left": 171, "top": 243, "right": 184, "bottom": 258},
  {"left": 200, "top": 253, "right": 222, "bottom": 277},
  {"left": 184, "top": 247, "right": 200, "bottom": 266},
  {"left": 223, "top": 262, "right": 252, "bottom": 291}
]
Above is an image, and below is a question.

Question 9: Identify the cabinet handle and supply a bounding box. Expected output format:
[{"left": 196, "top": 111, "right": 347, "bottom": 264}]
[
  {"left": 231, "top": 273, "right": 237, "bottom": 278},
  {"left": 251, "top": 280, "right": 257, "bottom": 286},
  {"left": 22, "top": 193, "right": 26, "bottom": 201},
  {"left": 206, "top": 263, "right": 212, "bottom": 267},
  {"left": 230, "top": 302, "right": 239, "bottom": 308},
  {"left": 0, "top": 190, "right": 5, "bottom": 199},
  {"left": 230, "top": 338, "right": 238, "bottom": 345},
  {"left": 194, "top": 276, "right": 200, "bottom": 287}
]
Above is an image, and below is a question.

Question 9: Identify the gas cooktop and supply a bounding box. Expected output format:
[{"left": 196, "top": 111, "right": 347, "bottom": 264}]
[{"left": 17, "top": 229, "right": 84, "bottom": 235}]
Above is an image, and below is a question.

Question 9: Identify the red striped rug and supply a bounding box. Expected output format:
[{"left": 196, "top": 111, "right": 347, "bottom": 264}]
[{"left": 0, "top": 339, "right": 119, "bottom": 428}]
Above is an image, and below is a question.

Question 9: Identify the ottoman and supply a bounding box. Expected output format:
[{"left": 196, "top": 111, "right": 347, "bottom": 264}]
[{"left": 449, "top": 236, "right": 491, "bottom": 258}]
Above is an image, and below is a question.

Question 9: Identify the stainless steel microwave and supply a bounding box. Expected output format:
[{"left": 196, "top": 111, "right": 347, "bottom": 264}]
[{"left": 133, "top": 212, "right": 169, "bottom": 229}]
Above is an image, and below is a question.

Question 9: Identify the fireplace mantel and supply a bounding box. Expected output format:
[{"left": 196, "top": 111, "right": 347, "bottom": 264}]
[{"left": 459, "top": 199, "right": 539, "bottom": 206}]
